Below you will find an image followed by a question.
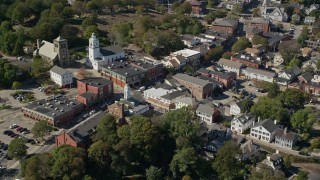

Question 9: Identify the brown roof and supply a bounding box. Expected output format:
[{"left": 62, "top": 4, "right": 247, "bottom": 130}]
[
  {"left": 245, "top": 48, "right": 260, "bottom": 54},
  {"left": 301, "top": 47, "right": 312, "bottom": 55},
  {"left": 169, "top": 59, "right": 179, "bottom": 67}
]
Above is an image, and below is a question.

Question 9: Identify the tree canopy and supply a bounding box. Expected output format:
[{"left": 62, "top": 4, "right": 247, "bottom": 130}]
[
  {"left": 232, "top": 37, "right": 251, "bottom": 52},
  {"left": 31, "top": 120, "right": 53, "bottom": 141},
  {"left": 8, "top": 138, "right": 27, "bottom": 160},
  {"left": 291, "top": 108, "right": 316, "bottom": 133}
]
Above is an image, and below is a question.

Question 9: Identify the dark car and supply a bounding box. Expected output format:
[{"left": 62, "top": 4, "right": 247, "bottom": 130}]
[
  {"left": 3, "top": 130, "right": 13, "bottom": 135},
  {"left": 10, "top": 133, "right": 16, "bottom": 138},
  {"left": 16, "top": 127, "right": 23, "bottom": 131},
  {"left": 3, "top": 144, "right": 8, "bottom": 151},
  {"left": 0, "top": 142, "right": 4, "bottom": 149},
  {"left": 20, "top": 128, "right": 27, "bottom": 132}
]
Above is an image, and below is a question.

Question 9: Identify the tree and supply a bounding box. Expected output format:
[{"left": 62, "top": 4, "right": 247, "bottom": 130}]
[
  {"left": 8, "top": 138, "right": 27, "bottom": 160},
  {"left": 93, "top": 114, "right": 118, "bottom": 145},
  {"left": 146, "top": 166, "right": 163, "bottom": 180},
  {"left": 309, "top": 9, "right": 320, "bottom": 18},
  {"left": 297, "top": 170, "right": 309, "bottom": 180},
  {"left": 297, "top": 32, "right": 309, "bottom": 47},
  {"left": 110, "top": 22, "right": 133, "bottom": 46},
  {"left": 251, "top": 97, "right": 283, "bottom": 120},
  {"left": 61, "top": 7, "right": 74, "bottom": 19},
  {"left": 231, "top": 3, "right": 243, "bottom": 16},
  {"left": 291, "top": 108, "right": 316, "bottom": 133},
  {"left": 12, "top": 81, "right": 22, "bottom": 91},
  {"left": 31, "top": 120, "right": 53, "bottom": 141},
  {"left": 88, "top": 140, "right": 111, "bottom": 166},
  {"left": 310, "top": 138, "right": 320, "bottom": 150},
  {"left": 213, "top": 141, "right": 243, "bottom": 179},
  {"left": 51, "top": 145, "right": 86, "bottom": 179},
  {"left": 241, "top": 98, "right": 254, "bottom": 113},
  {"left": 31, "top": 56, "right": 51, "bottom": 83},
  {"left": 291, "top": 14, "right": 300, "bottom": 25},
  {"left": 252, "top": 8, "right": 260, "bottom": 17},
  {"left": 172, "top": 2, "right": 192, "bottom": 15},
  {"left": 21, "top": 153, "right": 52, "bottom": 179},
  {"left": 252, "top": 35, "right": 268, "bottom": 46},
  {"left": 204, "top": 46, "right": 224, "bottom": 61},
  {"left": 266, "top": 82, "right": 280, "bottom": 98},
  {"left": 170, "top": 147, "right": 197, "bottom": 177},
  {"left": 222, "top": 51, "right": 233, "bottom": 59},
  {"left": 288, "top": 58, "right": 302, "bottom": 68},
  {"left": 279, "top": 40, "right": 301, "bottom": 65},
  {"left": 278, "top": 88, "right": 306, "bottom": 110},
  {"left": 72, "top": 1, "right": 86, "bottom": 17},
  {"left": 61, "top": 24, "right": 79, "bottom": 46},
  {"left": 84, "top": 25, "right": 99, "bottom": 39},
  {"left": 232, "top": 37, "right": 251, "bottom": 52},
  {"left": 249, "top": 164, "right": 286, "bottom": 180},
  {"left": 11, "top": 2, "right": 30, "bottom": 23}
]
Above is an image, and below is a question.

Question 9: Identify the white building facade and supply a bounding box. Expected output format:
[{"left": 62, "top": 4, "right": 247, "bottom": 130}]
[
  {"left": 231, "top": 114, "right": 256, "bottom": 134},
  {"left": 243, "top": 67, "right": 276, "bottom": 83},
  {"left": 50, "top": 66, "right": 73, "bottom": 88},
  {"left": 250, "top": 119, "right": 278, "bottom": 142}
]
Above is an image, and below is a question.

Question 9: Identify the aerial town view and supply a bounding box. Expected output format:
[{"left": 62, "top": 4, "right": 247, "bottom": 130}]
[{"left": 0, "top": 0, "right": 320, "bottom": 179}]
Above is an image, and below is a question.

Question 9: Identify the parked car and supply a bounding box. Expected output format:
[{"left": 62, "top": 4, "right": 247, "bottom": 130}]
[
  {"left": 22, "top": 130, "right": 30, "bottom": 134},
  {"left": 89, "top": 110, "right": 96, "bottom": 115},
  {"left": 16, "top": 127, "right": 23, "bottom": 131},
  {"left": 83, "top": 113, "right": 89, "bottom": 119},
  {"left": 20, "top": 128, "right": 27, "bottom": 133},
  {"left": 3, "top": 144, "right": 8, "bottom": 151},
  {"left": 10, "top": 124, "right": 18, "bottom": 129},
  {"left": 3, "top": 130, "right": 13, "bottom": 135}
]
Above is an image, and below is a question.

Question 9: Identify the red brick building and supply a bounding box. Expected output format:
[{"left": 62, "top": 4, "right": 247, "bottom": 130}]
[
  {"left": 189, "top": 0, "right": 205, "bottom": 15},
  {"left": 22, "top": 95, "right": 83, "bottom": 127},
  {"left": 55, "top": 112, "right": 107, "bottom": 148},
  {"left": 77, "top": 77, "right": 113, "bottom": 108},
  {"left": 211, "top": 18, "right": 239, "bottom": 34},
  {"left": 197, "top": 68, "right": 236, "bottom": 89},
  {"left": 248, "top": 19, "right": 270, "bottom": 33},
  {"left": 231, "top": 54, "right": 262, "bottom": 69}
]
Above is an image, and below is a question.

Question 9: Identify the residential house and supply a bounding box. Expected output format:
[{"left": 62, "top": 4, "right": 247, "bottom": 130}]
[
  {"left": 250, "top": 119, "right": 278, "bottom": 142},
  {"left": 243, "top": 67, "right": 277, "bottom": 83},
  {"left": 77, "top": 77, "right": 113, "bottom": 108},
  {"left": 291, "top": 3, "right": 304, "bottom": 14},
  {"left": 304, "top": 74, "right": 320, "bottom": 95},
  {"left": 55, "top": 111, "right": 106, "bottom": 148},
  {"left": 196, "top": 103, "right": 220, "bottom": 124},
  {"left": 229, "top": 99, "right": 249, "bottom": 116},
  {"left": 276, "top": 65, "right": 302, "bottom": 86},
  {"left": 274, "top": 128, "right": 298, "bottom": 149},
  {"left": 259, "top": 151, "right": 283, "bottom": 170},
  {"left": 211, "top": 18, "right": 239, "bottom": 34},
  {"left": 244, "top": 47, "right": 262, "bottom": 57},
  {"left": 175, "top": 96, "right": 198, "bottom": 109},
  {"left": 163, "top": 49, "right": 201, "bottom": 69},
  {"left": 50, "top": 66, "right": 73, "bottom": 88},
  {"left": 181, "top": 34, "right": 201, "bottom": 47},
  {"left": 205, "top": 128, "right": 232, "bottom": 154},
  {"left": 305, "top": 4, "right": 319, "bottom": 15},
  {"left": 298, "top": 72, "right": 314, "bottom": 84},
  {"left": 217, "top": 58, "right": 244, "bottom": 76},
  {"left": 173, "top": 73, "right": 214, "bottom": 100},
  {"left": 231, "top": 113, "right": 256, "bottom": 133},
  {"left": 261, "top": 6, "right": 288, "bottom": 22},
  {"left": 33, "top": 36, "right": 70, "bottom": 68},
  {"left": 231, "top": 53, "right": 262, "bottom": 68},
  {"left": 188, "top": 0, "right": 206, "bottom": 14},
  {"left": 86, "top": 33, "right": 125, "bottom": 70},
  {"left": 301, "top": 47, "right": 313, "bottom": 57},
  {"left": 22, "top": 94, "right": 83, "bottom": 127},
  {"left": 304, "top": 16, "right": 316, "bottom": 25},
  {"left": 246, "top": 28, "right": 264, "bottom": 41},
  {"left": 302, "top": 59, "right": 318, "bottom": 72},
  {"left": 263, "top": 32, "right": 291, "bottom": 51},
  {"left": 240, "top": 139, "right": 260, "bottom": 161}
]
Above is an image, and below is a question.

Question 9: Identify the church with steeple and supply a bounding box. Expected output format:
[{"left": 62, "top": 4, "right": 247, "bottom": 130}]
[
  {"left": 86, "top": 33, "right": 125, "bottom": 71},
  {"left": 34, "top": 36, "right": 71, "bottom": 68},
  {"left": 260, "top": 0, "right": 288, "bottom": 22}
]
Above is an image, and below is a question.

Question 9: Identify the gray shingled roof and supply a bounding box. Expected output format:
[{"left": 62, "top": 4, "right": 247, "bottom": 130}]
[
  {"left": 100, "top": 45, "right": 124, "bottom": 56},
  {"left": 244, "top": 67, "right": 276, "bottom": 78},
  {"left": 252, "top": 119, "right": 278, "bottom": 133},
  {"left": 299, "top": 72, "right": 313, "bottom": 82},
  {"left": 173, "top": 73, "right": 212, "bottom": 87},
  {"left": 50, "top": 65, "right": 70, "bottom": 76},
  {"left": 161, "top": 91, "right": 186, "bottom": 100},
  {"left": 275, "top": 128, "right": 297, "bottom": 141},
  {"left": 218, "top": 58, "right": 243, "bottom": 69},
  {"left": 196, "top": 104, "right": 214, "bottom": 115},
  {"left": 212, "top": 18, "right": 238, "bottom": 27}
]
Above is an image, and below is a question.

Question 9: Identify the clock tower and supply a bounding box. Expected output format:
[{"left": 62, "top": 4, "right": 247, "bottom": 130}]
[{"left": 88, "top": 33, "right": 100, "bottom": 61}]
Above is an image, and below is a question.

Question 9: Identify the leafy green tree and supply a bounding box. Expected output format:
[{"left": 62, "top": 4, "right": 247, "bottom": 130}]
[
  {"left": 298, "top": 32, "right": 309, "bottom": 47},
  {"left": 61, "top": 7, "right": 74, "bottom": 19},
  {"left": 12, "top": 2, "right": 30, "bottom": 23},
  {"left": 232, "top": 37, "right": 251, "bottom": 52},
  {"left": 93, "top": 114, "right": 118, "bottom": 145},
  {"left": 84, "top": 25, "right": 99, "bottom": 39},
  {"left": 88, "top": 140, "right": 111, "bottom": 169},
  {"left": 279, "top": 40, "right": 301, "bottom": 65},
  {"left": 204, "top": 10, "right": 227, "bottom": 24},
  {"left": 146, "top": 166, "right": 164, "bottom": 180},
  {"left": 72, "top": 0, "right": 86, "bottom": 17},
  {"left": 172, "top": 2, "right": 192, "bottom": 15},
  {"left": 31, "top": 120, "right": 53, "bottom": 141},
  {"left": 278, "top": 88, "right": 306, "bottom": 110},
  {"left": 310, "top": 138, "right": 320, "bottom": 150},
  {"left": 251, "top": 96, "right": 283, "bottom": 120},
  {"left": 297, "top": 170, "right": 309, "bottom": 180},
  {"left": 21, "top": 153, "right": 52, "bottom": 179},
  {"left": 12, "top": 81, "right": 22, "bottom": 91},
  {"left": 61, "top": 24, "right": 79, "bottom": 46},
  {"left": 0, "top": 59, "right": 18, "bottom": 88},
  {"left": 110, "top": 22, "right": 133, "bottom": 46},
  {"left": 252, "top": 8, "right": 260, "bottom": 17},
  {"left": 213, "top": 141, "right": 243, "bottom": 179},
  {"left": 288, "top": 58, "right": 302, "bottom": 68},
  {"left": 31, "top": 56, "right": 51, "bottom": 83},
  {"left": 241, "top": 98, "right": 254, "bottom": 113},
  {"left": 170, "top": 147, "right": 197, "bottom": 178},
  {"left": 222, "top": 51, "right": 233, "bottom": 59},
  {"left": 291, "top": 108, "right": 316, "bottom": 133},
  {"left": 231, "top": 3, "right": 243, "bottom": 16},
  {"left": 0, "top": 21, "right": 12, "bottom": 32},
  {"left": 309, "top": 9, "right": 320, "bottom": 18},
  {"left": 204, "top": 46, "right": 224, "bottom": 61},
  {"left": 51, "top": 145, "right": 86, "bottom": 179},
  {"left": 249, "top": 164, "right": 286, "bottom": 180},
  {"left": 266, "top": 82, "right": 280, "bottom": 98},
  {"left": 82, "top": 15, "right": 97, "bottom": 28},
  {"left": 252, "top": 35, "right": 268, "bottom": 46},
  {"left": 276, "top": 108, "right": 290, "bottom": 125},
  {"left": 8, "top": 138, "right": 27, "bottom": 160}
]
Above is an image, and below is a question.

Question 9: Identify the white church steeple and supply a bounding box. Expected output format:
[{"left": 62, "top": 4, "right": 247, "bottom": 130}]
[
  {"left": 124, "top": 84, "right": 131, "bottom": 100},
  {"left": 88, "top": 33, "right": 100, "bottom": 61}
]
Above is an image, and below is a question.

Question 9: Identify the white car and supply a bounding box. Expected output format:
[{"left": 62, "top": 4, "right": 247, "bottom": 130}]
[
  {"left": 89, "top": 110, "right": 96, "bottom": 115},
  {"left": 10, "top": 124, "right": 18, "bottom": 129}
]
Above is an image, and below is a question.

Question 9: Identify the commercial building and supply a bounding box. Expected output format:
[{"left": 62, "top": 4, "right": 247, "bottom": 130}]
[
  {"left": 77, "top": 77, "right": 113, "bottom": 108},
  {"left": 50, "top": 66, "right": 73, "bottom": 88},
  {"left": 22, "top": 94, "right": 83, "bottom": 127},
  {"left": 211, "top": 18, "right": 239, "bottom": 34}
]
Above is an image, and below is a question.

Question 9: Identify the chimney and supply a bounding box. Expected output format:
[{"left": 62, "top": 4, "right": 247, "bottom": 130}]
[
  {"left": 267, "top": 155, "right": 271, "bottom": 161},
  {"left": 274, "top": 120, "right": 277, "bottom": 125},
  {"left": 258, "top": 116, "right": 260, "bottom": 122},
  {"left": 276, "top": 149, "right": 279, "bottom": 154},
  {"left": 37, "top": 39, "right": 41, "bottom": 49},
  {"left": 284, "top": 127, "right": 287, "bottom": 134}
]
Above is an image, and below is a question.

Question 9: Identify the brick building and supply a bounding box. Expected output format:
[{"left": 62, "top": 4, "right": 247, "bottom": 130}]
[
  {"left": 107, "top": 102, "right": 125, "bottom": 120},
  {"left": 55, "top": 111, "right": 106, "bottom": 148},
  {"left": 22, "top": 94, "right": 83, "bottom": 127},
  {"left": 129, "top": 58, "right": 163, "bottom": 82},
  {"left": 77, "top": 77, "right": 113, "bottom": 108},
  {"left": 189, "top": 0, "right": 205, "bottom": 14},
  {"left": 245, "top": 18, "right": 270, "bottom": 33},
  {"left": 173, "top": 73, "right": 213, "bottom": 100},
  {"left": 197, "top": 68, "right": 236, "bottom": 89},
  {"left": 211, "top": 18, "right": 239, "bottom": 34}
]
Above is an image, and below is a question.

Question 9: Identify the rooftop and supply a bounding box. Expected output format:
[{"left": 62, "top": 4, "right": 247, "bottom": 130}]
[
  {"left": 100, "top": 45, "right": 124, "bottom": 56},
  {"left": 171, "top": 49, "right": 200, "bottom": 58},
  {"left": 161, "top": 91, "right": 186, "bottom": 100},
  {"left": 23, "top": 94, "right": 82, "bottom": 119},
  {"left": 79, "top": 77, "right": 112, "bottom": 88},
  {"left": 197, "top": 103, "right": 215, "bottom": 115},
  {"left": 102, "top": 61, "right": 146, "bottom": 77},
  {"left": 252, "top": 119, "right": 278, "bottom": 133},
  {"left": 244, "top": 67, "right": 276, "bottom": 78},
  {"left": 212, "top": 18, "right": 238, "bottom": 27},
  {"left": 217, "top": 58, "right": 243, "bottom": 69},
  {"left": 50, "top": 65, "right": 71, "bottom": 76},
  {"left": 173, "top": 73, "right": 212, "bottom": 87},
  {"left": 275, "top": 128, "right": 297, "bottom": 141}
]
